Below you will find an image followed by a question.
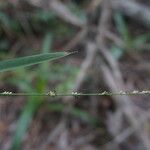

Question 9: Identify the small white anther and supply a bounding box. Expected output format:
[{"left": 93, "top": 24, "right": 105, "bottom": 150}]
[
  {"left": 132, "top": 90, "right": 139, "bottom": 94},
  {"left": 101, "top": 91, "right": 108, "bottom": 95},
  {"left": 71, "top": 92, "right": 78, "bottom": 95},
  {"left": 140, "top": 91, "right": 150, "bottom": 94},
  {"left": 2, "top": 91, "right": 12, "bottom": 95},
  {"left": 119, "top": 91, "right": 126, "bottom": 94},
  {"left": 47, "top": 91, "right": 56, "bottom": 96}
]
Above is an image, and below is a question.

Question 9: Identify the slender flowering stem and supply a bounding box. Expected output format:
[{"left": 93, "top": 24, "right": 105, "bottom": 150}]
[{"left": 0, "top": 90, "right": 150, "bottom": 97}]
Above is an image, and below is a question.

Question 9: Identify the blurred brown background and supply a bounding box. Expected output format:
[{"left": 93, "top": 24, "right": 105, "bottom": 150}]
[{"left": 0, "top": 0, "right": 150, "bottom": 150}]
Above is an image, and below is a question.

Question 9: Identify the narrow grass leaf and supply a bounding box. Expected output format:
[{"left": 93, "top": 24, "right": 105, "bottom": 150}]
[
  {"left": 114, "top": 12, "right": 131, "bottom": 46},
  {"left": 40, "top": 33, "right": 53, "bottom": 76},
  {"left": 47, "top": 103, "right": 97, "bottom": 125},
  {"left": 134, "top": 34, "right": 150, "bottom": 46},
  {"left": 11, "top": 97, "right": 41, "bottom": 150},
  {"left": 42, "top": 33, "right": 52, "bottom": 53},
  {"left": 0, "top": 52, "right": 70, "bottom": 72}
]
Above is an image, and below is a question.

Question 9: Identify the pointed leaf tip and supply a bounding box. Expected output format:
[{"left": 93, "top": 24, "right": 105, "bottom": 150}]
[{"left": 66, "top": 51, "right": 78, "bottom": 55}]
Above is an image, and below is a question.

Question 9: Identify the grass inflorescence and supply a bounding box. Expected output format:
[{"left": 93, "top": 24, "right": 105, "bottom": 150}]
[{"left": 0, "top": 90, "right": 150, "bottom": 97}]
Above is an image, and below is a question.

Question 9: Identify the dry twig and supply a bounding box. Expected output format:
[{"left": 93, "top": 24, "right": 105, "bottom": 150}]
[
  {"left": 96, "top": 0, "right": 150, "bottom": 149},
  {"left": 111, "top": 0, "right": 150, "bottom": 27}
]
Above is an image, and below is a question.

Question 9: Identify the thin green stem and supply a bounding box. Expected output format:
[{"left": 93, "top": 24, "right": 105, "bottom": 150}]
[{"left": 0, "top": 90, "right": 150, "bottom": 97}]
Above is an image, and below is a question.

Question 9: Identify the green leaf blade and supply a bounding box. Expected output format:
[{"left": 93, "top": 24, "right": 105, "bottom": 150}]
[{"left": 0, "top": 52, "right": 69, "bottom": 72}]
